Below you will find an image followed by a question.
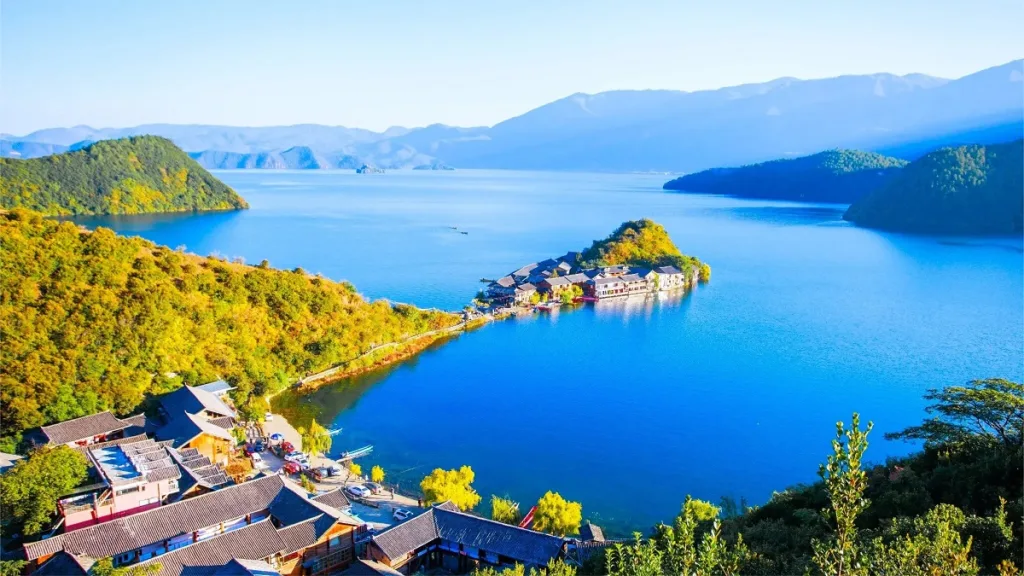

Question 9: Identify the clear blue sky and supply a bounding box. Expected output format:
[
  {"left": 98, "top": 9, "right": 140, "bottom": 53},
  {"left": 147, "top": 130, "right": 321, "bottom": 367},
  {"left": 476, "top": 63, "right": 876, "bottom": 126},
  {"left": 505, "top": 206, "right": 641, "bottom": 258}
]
[{"left": 2, "top": 0, "right": 1021, "bottom": 135}]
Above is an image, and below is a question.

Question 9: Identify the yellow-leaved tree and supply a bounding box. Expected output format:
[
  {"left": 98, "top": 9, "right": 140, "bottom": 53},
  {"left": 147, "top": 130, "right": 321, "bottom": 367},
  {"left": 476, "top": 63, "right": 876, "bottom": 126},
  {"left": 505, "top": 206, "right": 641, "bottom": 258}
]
[
  {"left": 420, "top": 465, "right": 481, "bottom": 511},
  {"left": 532, "top": 491, "right": 582, "bottom": 536},
  {"left": 371, "top": 465, "right": 385, "bottom": 484}
]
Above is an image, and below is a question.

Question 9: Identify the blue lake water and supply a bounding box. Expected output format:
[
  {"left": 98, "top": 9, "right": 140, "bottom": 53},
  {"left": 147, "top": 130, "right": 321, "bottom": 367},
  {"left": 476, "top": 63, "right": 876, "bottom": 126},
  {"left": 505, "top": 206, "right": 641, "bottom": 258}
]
[{"left": 75, "top": 169, "right": 1024, "bottom": 534}]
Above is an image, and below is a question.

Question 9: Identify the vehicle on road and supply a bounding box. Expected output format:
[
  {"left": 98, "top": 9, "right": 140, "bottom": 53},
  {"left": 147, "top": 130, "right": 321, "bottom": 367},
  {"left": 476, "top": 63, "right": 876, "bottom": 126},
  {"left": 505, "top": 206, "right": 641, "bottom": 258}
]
[
  {"left": 365, "top": 482, "right": 384, "bottom": 495},
  {"left": 346, "top": 485, "right": 371, "bottom": 498},
  {"left": 250, "top": 453, "right": 266, "bottom": 468},
  {"left": 393, "top": 508, "right": 414, "bottom": 521},
  {"left": 265, "top": 412, "right": 274, "bottom": 422},
  {"left": 285, "top": 451, "right": 308, "bottom": 464},
  {"left": 283, "top": 461, "right": 302, "bottom": 475}
]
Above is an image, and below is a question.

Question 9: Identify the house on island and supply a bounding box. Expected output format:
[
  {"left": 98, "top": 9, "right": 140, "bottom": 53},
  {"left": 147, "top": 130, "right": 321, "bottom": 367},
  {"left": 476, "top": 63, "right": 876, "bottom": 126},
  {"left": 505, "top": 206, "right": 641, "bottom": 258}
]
[
  {"left": 367, "top": 502, "right": 566, "bottom": 574},
  {"left": 486, "top": 276, "right": 518, "bottom": 304},
  {"left": 155, "top": 384, "right": 238, "bottom": 466},
  {"left": 514, "top": 283, "right": 537, "bottom": 305},
  {"left": 538, "top": 276, "right": 573, "bottom": 299},
  {"left": 620, "top": 273, "right": 650, "bottom": 295},
  {"left": 654, "top": 265, "right": 686, "bottom": 291},
  {"left": 585, "top": 277, "right": 626, "bottom": 299},
  {"left": 24, "top": 475, "right": 363, "bottom": 576}
]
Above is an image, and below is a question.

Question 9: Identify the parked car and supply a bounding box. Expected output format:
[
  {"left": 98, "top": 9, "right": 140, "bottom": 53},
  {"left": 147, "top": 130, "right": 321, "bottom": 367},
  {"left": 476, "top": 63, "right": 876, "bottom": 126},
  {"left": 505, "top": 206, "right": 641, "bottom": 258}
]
[
  {"left": 283, "top": 461, "right": 302, "bottom": 475},
  {"left": 284, "top": 451, "right": 308, "bottom": 464},
  {"left": 265, "top": 412, "right": 274, "bottom": 422},
  {"left": 346, "top": 485, "right": 371, "bottom": 498},
  {"left": 393, "top": 508, "right": 414, "bottom": 522},
  {"left": 365, "top": 482, "right": 384, "bottom": 495},
  {"left": 250, "top": 453, "right": 266, "bottom": 468},
  {"left": 311, "top": 467, "right": 330, "bottom": 481},
  {"left": 253, "top": 439, "right": 266, "bottom": 453},
  {"left": 328, "top": 464, "right": 343, "bottom": 477}
]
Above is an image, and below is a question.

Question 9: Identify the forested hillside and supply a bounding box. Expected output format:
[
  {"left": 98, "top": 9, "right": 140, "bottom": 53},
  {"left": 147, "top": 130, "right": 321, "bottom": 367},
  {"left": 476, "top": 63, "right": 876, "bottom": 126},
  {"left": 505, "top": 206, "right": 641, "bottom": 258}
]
[
  {"left": 579, "top": 219, "right": 711, "bottom": 281},
  {"left": 0, "top": 136, "right": 248, "bottom": 215},
  {"left": 663, "top": 149, "right": 908, "bottom": 203},
  {"left": 844, "top": 140, "right": 1024, "bottom": 235},
  {"left": 0, "top": 209, "right": 459, "bottom": 440}
]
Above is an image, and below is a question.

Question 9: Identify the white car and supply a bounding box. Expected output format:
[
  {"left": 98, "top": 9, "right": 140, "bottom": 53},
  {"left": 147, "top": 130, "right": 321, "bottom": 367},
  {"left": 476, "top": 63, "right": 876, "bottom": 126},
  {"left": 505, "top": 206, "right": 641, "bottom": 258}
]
[
  {"left": 393, "top": 508, "right": 414, "bottom": 522},
  {"left": 346, "top": 485, "right": 371, "bottom": 498},
  {"left": 284, "top": 451, "right": 308, "bottom": 464},
  {"left": 250, "top": 453, "right": 266, "bottom": 468},
  {"left": 265, "top": 412, "right": 274, "bottom": 422}
]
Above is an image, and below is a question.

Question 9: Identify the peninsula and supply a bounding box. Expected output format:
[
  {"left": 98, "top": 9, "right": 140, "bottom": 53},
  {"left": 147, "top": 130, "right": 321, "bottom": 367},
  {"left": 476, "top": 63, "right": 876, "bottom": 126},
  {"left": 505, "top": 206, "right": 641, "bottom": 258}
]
[
  {"left": 482, "top": 219, "right": 709, "bottom": 308},
  {"left": 0, "top": 136, "right": 248, "bottom": 216}
]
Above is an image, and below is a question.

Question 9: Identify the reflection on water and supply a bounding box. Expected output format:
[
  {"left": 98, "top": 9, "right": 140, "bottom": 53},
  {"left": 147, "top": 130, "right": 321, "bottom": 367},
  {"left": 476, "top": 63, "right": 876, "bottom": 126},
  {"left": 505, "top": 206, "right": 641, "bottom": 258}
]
[{"left": 700, "top": 204, "right": 848, "bottom": 226}]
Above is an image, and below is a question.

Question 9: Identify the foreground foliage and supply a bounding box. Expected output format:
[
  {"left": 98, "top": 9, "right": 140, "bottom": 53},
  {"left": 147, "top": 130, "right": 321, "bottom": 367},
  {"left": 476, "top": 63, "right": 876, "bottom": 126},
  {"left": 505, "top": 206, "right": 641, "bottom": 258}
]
[
  {"left": 473, "top": 558, "right": 577, "bottom": 576},
  {"left": 0, "top": 446, "right": 88, "bottom": 535},
  {"left": 579, "top": 219, "right": 708, "bottom": 281},
  {"left": 491, "top": 495, "right": 523, "bottom": 525},
  {"left": 533, "top": 491, "right": 583, "bottom": 536},
  {"left": 0, "top": 209, "right": 459, "bottom": 437},
  {"left": 600, "top": 379, "right": 1021, "bottom": 576},
  {"left": 0, "top": 136, "right": 248, "bottom": 216},
  {"left": 844, "top": 140, "right": 1023, "bottom": 234},
  {"left": 663, "top": 149, "right": 907, "bottom": 203}
]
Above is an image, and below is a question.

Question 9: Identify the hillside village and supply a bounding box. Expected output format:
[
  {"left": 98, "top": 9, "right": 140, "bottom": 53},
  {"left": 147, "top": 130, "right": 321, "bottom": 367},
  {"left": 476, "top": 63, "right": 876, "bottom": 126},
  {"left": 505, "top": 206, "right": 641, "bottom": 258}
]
[{"left": 1, "top": 381, "right": 617, "bottom": 576}]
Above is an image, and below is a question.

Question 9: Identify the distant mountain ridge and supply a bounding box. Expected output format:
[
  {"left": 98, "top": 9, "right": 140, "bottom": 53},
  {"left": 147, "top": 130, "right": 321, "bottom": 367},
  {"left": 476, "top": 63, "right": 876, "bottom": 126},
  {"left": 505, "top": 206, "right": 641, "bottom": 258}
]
[
  {"left": 3, "top": 59, "right": 1021, "bottom": 172},
  {"left": 663, "top": 150, "right": 908, "bottom": 203}
]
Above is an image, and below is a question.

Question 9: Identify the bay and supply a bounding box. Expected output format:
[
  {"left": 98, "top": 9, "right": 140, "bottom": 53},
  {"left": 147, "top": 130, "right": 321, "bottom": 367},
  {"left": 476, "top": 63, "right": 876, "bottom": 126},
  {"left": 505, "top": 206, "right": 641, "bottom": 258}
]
[{"left": 72, "top": 169, "right": 1024, "bottom": 534}]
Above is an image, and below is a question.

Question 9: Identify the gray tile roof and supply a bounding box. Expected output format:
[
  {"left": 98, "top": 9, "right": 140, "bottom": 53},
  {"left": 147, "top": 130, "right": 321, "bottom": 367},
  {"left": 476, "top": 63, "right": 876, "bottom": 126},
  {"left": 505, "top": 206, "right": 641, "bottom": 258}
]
[
  {"left": 168, "top": 447, "right": 231, "bottom": 493},
  {"left": 620, "top": 274, "right": 643, "bottom": 283},
  {"left": 161, "top": 386, "right": 237, "bottom": 420},
  {"left": 24, "top": 475, "right": 310, "bottom": 561},
  {"left": 370, "top": 503, "right": 564, "bottom": 567},
  {"left": 41, "top": 412, "right": 127, "bottom": 445},
  {"left": 512, "top": 264, "right": 538, "bottom": 277},
  {"left": 543, "top": 277, "right": 572, "bottom": 287},
  {"left": 655, "top": 265, "right": 682, "bottom": 275},
  {"left": 213, "top": 558, "right": 280, "bottom": 576},
  {"left": 492, "top": 276, "right": 517, "bottom": 288},
  {"left": 579, "top": 523, "right": 605, "bottom": 542},
  {"left": 515, "top": 283, "right": 537, "bottom": 294},
  {"left": 277, "top": 514, "right": 337, "bottom": 555},
  {"left": 195, "top": 380, "right": 235, "bottom": 398},
  {"left": 592, "top": 277, "right": 621, "bottom": 286},
  {"left": 562, "top": 273, "right": 589, "bottom": 284},
  {"left": 312, "top": 488, "right": 351, "bottom": 510},
  {"left": 156, "top": 412, "right": 234, "bottom": 448},
  {"left": 33, "top": 551, "right": 93, "bottom": 576},
  {"left": 135, "top": 519, "right": 285, "bottom": 576}
]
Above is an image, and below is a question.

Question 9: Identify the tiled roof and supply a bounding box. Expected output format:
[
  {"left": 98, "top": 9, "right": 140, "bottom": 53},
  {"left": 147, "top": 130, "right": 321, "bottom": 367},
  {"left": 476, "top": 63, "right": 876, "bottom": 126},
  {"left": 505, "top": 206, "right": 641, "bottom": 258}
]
[
  {"left": 515, "top": 283, "right": 536, "bottom": 293},
  {"left": 512, "top": 263, "right": 538, "bottom": 277},
  {"left": 312, "top": 488, "right": 352, "bottom": 510},
  {"left": 277, "top": 514, "right": 337, "bottom": 554},
  {"left": 592, "top": 277, "right": 621, "bottom": 286},
  {"left": 620, "top": 274, "right": 643, "bottom": 282},
  {"left": 543, "top": 277, "right": 571, "bottom": 286},
  {"left": 0, "top": 451, "right": 23, "bottom": 473},
  {"left": 24, "top": 475, "right": 306, "bottom": 561},
  {"left": 341, "top": 558, "right": 405, "bottom": 576},
  {"left": 370, "top": 503, "right": 564, "bottom": 567},
  {"left": 209, "top": 416, "right": 236, "bottom": 430},
  {"left": 41, "top": 412, "right": 127, "bottom": 445},
  {"left": 161, "top": 386, "right": 237, "bottom": 419},
  {"left": 135, "top": 519, "right": 285, "bottom": 576},
  {"left": 579, "top": 523, "right": 605, "bottom": 542},
  {"left": 213, "top": 558, "right": 280, "bottom": 576},
  {"left": 563, "top": 273, "right": 589, "bottom": 284},
  {"left": 156, "top": 412, "right": 234, "bottom": 448},
  {"left": 168, "top": 447, "right": 231, "bottom": 492},
  {"left": 492, "top": 276, "right": 517, "bottom": 288},
  {"left": 655, "top": 265, "right": 682, "bottom": 275},
  {"left": 73, "top": 434, "right": 149, "bottom": 459},
  {"left": 33, "top": 551, "right": 93, "bottom": 576}
]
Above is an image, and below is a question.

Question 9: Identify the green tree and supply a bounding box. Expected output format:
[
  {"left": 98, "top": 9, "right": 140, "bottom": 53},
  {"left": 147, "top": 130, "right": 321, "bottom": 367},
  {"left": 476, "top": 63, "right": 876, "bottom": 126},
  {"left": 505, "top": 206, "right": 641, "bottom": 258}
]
[
  {"left": 89, "top": 558, "right": 162, "bottom": 576},
  {"left": 811, "top": 413, "right": 873, "bottom": 576},
  {"left": 420, "top": 465, "right": 481, "bottom": 510},
  {"left": 655, "top": 496, "right": 748, "bottom": 576},
  {"left": 300, "top": 474, "right": 316, "bottom": 494},
  {"left": 0, "top": 561, "right": 26, "bottom": 576},
  {"left": 865, "top": 504, "right": 980, "bottom": 576},
  {"left": 532, "top": 491, "right": 582, "bottom": 536},
  {"left": 491, "top": 495, "right": 522, "bottom": 525},
  {"left": 299, "top": 418, "right": 332, "bottom": 458},
  {"left": 371, "top": 465, "right": 385, "bottom": 484},
  {"left": 230, "top": 426, "right": 246, "bottom": 446},
  {"left": 606, "top": 533, "right": 664, "bottom": 576},
  {"left": 0, "top": 446, "right": 89, "bottom": 535},
  {"left": 885, "top": 378, "right": 1023, "bottom": 447}
]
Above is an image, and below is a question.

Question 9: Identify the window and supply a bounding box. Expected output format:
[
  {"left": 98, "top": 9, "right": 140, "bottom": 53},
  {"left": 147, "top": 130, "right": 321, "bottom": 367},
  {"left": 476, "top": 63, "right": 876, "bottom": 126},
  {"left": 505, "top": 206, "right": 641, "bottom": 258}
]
[
  {"left": 329, "top": 535, "right": 341, "bottom": 548},
  {"left": 116, "top": 486, "right": 140, "bottom": 496},
  {"left": 167, "top": 479, "right": 179, "bottom": 492},
  {"left": 116, "top": 552, "right": 134, "bottom": 566}
]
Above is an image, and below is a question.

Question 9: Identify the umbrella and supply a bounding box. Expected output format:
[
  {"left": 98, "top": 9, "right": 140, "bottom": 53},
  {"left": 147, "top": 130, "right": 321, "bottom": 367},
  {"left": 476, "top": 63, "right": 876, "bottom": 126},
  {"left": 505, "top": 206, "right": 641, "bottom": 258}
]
[{"left": 270, "top": 433, "right": 284, "bottom": 442}]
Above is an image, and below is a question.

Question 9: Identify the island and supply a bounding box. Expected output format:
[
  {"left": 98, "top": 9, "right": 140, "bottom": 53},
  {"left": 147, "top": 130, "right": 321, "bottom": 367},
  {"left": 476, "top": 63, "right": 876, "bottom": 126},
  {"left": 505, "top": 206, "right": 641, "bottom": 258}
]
[
  {"left": 843, "top": 139, "right": 1023, "bottom": 235},
  {"left": 663, "top": 149, "right": 907, "bottom": 204},
  {"left": 0, "top": 136, "right": 248, "bottom": 216},
  {"left": 481, "top": 219, "right": 710, "bottom": 308},
  {"left": 356, "top": 164, "right": 385, "bottom": 174}
]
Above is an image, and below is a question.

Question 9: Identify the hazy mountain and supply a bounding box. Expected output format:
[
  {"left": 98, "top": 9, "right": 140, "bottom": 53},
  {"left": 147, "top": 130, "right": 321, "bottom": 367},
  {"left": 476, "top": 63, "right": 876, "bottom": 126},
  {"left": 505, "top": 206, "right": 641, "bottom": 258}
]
[
  {"left": 0, "top": 140, "right": 69, "bottom": 158},
  {"left": 6, "top": 59, "right": 1021, "bottom": 172}
]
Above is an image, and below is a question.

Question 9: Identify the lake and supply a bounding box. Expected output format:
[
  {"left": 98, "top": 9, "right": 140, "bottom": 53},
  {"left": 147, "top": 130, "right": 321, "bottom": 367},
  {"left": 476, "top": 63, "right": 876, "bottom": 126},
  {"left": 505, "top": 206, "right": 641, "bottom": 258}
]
[{"left": 74, "top": 169, "right": 1024, "bottom": 534}]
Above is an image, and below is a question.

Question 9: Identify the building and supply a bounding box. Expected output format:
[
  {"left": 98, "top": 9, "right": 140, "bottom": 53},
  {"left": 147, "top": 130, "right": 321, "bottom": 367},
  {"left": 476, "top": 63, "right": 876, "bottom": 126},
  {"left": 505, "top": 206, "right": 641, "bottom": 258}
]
[
  {"left": 367, "top": 503, "right": 566, "bottom": 574},
  {"left": 585, "top": 277, "right": 626, "bottom": 299},
  {"left": 25, "top": 475, "right": 363, "bottom": 576},
  {"left": 486, "top": 276, "right": 518, "bottom": 303},
  {"left": 513, "top": 283, "right": 537, "bottom": 305},
  {"left": 0, "top": 451, "right": 23, "bottom": 474},
  {"left": 538, "top": 276, "right": 573, "bottom": 298},
  {"left": 562, "top": 273, "right": 589, "bottom": 287},
  {"left": 38, "top": 411, "right": 139, "bottom": 448},
  {"left": 156, "top": 385, "right": 238, "bottom": 466},
  {"left": 654, "top": 265, "right": 686, "bottom": 291},
  {"left": 195, "top": 379, "right": 236, "bottom": 400},
  {"left": 511, "top": 264, "right": 538, "bottom": 283},
  {"left": 58, "top": 438, "right": 183, "bottom": 532},
  {"left": 620, "top": 273, "right": 650, "bottom": 295}
]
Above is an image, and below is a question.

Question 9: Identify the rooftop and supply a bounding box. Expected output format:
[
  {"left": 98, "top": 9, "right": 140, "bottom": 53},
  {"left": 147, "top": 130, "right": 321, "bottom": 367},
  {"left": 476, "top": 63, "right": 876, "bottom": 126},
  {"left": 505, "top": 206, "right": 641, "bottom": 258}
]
[
  {"left": 89, "top": 438, "right": 180, "bottom": 486},
  {"left": 655, "top": 265, "right": 682, "bottom": 275},
  {"left": 41, "top": 412, "right": 128, "bottom": 445},
  {"left": 195, "top": 379, "right": 235, "bottom": 397},
  {"left": 160, "top": 385, "right": 237, "bottom": 420}
]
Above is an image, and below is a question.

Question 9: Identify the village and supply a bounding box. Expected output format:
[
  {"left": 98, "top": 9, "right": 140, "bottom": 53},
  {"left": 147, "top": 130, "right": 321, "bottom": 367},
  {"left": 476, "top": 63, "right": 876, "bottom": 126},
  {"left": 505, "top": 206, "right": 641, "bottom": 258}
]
[
  {"left": 1, "top": 380, "right": 617, "bottom": 576},
  {"left": 483, "top": 251, "right": 700, "bottom": 310}
]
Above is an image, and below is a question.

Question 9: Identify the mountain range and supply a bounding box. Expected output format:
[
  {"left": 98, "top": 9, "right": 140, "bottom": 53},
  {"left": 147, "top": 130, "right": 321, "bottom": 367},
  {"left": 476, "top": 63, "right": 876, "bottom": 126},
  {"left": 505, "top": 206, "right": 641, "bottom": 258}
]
[{"left": 3, "top": 60, "right": 1021, "bottom": 172}]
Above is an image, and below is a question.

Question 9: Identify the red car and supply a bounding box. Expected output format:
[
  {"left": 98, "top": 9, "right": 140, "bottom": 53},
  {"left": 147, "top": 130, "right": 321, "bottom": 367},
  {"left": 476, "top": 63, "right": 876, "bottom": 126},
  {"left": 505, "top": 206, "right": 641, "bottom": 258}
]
[{"left": 283, "top": 461, "right": 302, "bottom": 475}]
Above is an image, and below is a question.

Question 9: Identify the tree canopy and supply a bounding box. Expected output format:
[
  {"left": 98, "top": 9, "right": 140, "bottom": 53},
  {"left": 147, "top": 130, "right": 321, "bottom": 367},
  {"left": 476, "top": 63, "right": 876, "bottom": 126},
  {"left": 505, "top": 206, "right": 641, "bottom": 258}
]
[
  {"left": 532, "top": 491, "right": 583, "bottom": 537},
  {"left": 420, "top": 465, "right": 482, "bottom": 511},
  {"left": 491, "top": 495, "right": 523, "bottom": 525},
  {"left": 0, "top": 209, "right": 459, "bottom": 438},
  {"left": 664, "top": 149, "right": 907, "bottom": 203},
  {"left": 0, "top": 446, "right": 89, "bottom": 536},
  {"left": 578, "top": 219, "right": 707, "bottom": 280},
  {"left": 885, "top": 378, "right": 1023, "bottom": 448},
  {"left": 299, "top": 418, "right": 332, "bottom": 458},
  {"left": 844, "top": 140, "right": 1023, "bottom": 235},
  {"left": 0, "top": 136, "right": 248, "bottom": 216}
]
